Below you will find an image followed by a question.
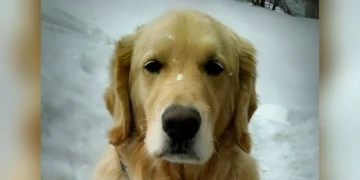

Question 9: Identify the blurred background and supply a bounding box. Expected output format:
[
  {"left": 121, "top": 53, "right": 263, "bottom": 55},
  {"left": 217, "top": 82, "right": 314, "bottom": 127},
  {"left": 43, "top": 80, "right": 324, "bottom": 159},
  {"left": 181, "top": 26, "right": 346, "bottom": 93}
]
[
  {"left": 1, "top": 0, "right": 359, "bottom": 180},
  {"left": 242, "top": 0, "right": 319, "bottom": 19}
]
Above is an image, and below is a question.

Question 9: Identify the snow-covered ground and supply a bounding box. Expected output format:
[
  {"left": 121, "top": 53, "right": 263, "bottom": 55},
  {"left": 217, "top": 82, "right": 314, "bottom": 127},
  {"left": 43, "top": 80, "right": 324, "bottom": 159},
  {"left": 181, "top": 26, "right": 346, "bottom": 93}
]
[{"left": 41, "top": 0, "right": 318, "bottom": 179}]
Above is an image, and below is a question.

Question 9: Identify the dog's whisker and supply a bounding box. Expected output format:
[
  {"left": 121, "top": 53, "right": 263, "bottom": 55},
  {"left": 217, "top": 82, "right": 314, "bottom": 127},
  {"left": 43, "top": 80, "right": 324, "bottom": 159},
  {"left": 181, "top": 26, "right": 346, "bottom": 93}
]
[
  {"left": 134, "top": 133, "right": 146, "bottom": 142},
  {"left": 213, "top": 136, "right": 224, "bottom": 149},
  {"left": 211, "top": 147, "right": 221, "bottom": 162}
]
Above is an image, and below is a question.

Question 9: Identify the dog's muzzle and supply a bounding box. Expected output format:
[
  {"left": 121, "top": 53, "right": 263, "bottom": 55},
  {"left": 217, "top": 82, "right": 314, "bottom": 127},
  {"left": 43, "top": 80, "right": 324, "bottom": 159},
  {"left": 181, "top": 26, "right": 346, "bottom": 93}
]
[
  {"left": 162, "top": 104, "right": 201, "bottom": 143},
  {"left": 160, "top": 104, "right": 202, "bottom": 160}
]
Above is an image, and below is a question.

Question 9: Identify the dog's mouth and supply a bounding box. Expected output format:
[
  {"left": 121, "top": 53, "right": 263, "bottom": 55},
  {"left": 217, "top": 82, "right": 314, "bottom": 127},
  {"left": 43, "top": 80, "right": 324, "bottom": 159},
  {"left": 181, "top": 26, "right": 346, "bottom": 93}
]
[{"left": 158, "top": 140, "right": 201, "bottom": 164}]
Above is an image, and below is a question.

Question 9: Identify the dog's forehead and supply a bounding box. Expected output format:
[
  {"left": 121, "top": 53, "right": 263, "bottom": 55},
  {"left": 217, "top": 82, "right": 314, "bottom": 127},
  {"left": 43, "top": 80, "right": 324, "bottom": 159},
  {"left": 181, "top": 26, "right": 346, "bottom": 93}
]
[
  {"left": 133, "top": 13, "right": 223, "bottom": 62},
  {"left": 142, "top": 14, "right": 217, "bottom": 43}
]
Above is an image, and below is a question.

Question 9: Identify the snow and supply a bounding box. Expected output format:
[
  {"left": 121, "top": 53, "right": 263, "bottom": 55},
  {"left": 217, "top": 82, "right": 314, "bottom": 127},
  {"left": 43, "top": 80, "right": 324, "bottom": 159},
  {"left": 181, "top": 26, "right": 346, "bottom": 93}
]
[
  {"left": 176, "top": 74, "right": 184, "bottom": 81},
  {"left": 41, "top": 0, "right": 318, "bottom": 179}
]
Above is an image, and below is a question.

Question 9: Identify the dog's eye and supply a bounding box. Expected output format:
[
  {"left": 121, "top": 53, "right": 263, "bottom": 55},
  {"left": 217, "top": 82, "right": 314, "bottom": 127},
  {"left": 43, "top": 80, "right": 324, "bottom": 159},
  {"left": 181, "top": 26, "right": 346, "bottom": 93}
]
[
  {"left": 204, "top": 60, "right": 224, "bottom": 75},
  {"left": 144, "top": 60, "right": 163, "bottom": 73}
]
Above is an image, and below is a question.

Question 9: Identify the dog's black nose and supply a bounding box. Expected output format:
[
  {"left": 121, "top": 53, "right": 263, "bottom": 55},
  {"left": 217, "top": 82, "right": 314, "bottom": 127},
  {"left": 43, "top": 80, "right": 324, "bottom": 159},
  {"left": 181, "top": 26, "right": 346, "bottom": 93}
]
[{"left": 162, "top": 105, "right": 201, "bottom": 141}]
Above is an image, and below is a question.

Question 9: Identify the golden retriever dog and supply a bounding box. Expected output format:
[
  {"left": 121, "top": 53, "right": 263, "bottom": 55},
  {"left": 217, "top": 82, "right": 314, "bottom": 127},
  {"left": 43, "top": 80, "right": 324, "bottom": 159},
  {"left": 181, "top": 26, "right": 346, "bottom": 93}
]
[{"left": 94, "top": 9, "right": 259, "bottom": 180}]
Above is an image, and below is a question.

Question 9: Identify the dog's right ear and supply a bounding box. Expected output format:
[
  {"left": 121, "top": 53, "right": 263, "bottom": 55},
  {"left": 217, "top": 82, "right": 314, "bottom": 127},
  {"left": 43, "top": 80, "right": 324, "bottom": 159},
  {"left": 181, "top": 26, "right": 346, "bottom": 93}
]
[
  {"left": 104, "top": 29, "right": 140, "bottom": 146},
  {"left": 230, "top": 33, "right": 258, "bottom": 154}
]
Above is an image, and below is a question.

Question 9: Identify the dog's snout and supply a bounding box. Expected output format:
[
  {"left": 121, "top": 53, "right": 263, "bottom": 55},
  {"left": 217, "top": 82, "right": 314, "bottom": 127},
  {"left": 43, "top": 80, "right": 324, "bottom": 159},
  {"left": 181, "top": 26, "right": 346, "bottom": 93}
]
[{"left": 162, "top": 105, "right": 201, "bottom": 141}]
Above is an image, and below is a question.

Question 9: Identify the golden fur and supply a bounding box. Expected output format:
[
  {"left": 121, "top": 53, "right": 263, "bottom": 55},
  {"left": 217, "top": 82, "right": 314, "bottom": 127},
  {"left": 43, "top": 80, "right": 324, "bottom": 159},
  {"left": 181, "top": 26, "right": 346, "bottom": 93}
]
[{"left": 94, "top": 9, "right": 259, "bottom": 180}]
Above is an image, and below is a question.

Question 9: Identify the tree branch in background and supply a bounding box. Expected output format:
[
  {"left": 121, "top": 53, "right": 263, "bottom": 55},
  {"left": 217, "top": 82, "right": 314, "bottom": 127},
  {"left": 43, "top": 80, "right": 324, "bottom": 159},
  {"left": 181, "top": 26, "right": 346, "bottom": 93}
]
[{"left": 246, "top": 0, "right": 318, "bottom": 19}]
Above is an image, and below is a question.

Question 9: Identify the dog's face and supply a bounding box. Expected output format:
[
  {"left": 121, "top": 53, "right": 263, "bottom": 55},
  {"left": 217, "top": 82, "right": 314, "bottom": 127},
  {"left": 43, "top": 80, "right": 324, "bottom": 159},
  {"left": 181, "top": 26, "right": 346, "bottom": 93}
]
[{"left": 106, "top": 9, "right": 258, "bottom": 165}]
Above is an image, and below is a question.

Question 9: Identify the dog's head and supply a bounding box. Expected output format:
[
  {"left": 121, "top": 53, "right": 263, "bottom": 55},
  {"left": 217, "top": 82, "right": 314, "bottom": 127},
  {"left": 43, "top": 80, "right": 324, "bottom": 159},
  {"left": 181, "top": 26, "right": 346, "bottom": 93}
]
[{"left": 105, "top": 9, "right": 257, "bottom": 165}]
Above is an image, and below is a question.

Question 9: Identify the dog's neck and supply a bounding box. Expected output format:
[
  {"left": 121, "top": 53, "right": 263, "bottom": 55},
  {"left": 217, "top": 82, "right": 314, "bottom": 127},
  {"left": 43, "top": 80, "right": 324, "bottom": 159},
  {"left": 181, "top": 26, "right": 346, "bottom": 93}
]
[{"left": 115, "top": 131, "right": 239, "bottom": 180}]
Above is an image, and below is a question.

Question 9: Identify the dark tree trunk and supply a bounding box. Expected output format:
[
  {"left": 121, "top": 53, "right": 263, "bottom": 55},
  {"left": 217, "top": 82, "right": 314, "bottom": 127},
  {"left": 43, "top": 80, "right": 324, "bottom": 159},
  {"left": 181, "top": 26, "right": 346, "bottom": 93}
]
[
  {"left": 260, "top": 0, "right": 266, "bottom": 7},
  {"left": 272, "top": 0, "right": 279, "bottom": 10},
  {"left": 305, "top": 0, "right": 319, "bottom": 19},
  {"left": 252, "top": 0, "right": 258, "bottom": 5}
]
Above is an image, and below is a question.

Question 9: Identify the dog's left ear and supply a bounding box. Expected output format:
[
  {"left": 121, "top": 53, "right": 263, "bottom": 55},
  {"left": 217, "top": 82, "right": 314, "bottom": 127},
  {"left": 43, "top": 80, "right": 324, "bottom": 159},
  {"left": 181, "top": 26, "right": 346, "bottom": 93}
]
[
  {"left": 105, "top": 33, "right": 134, "bottom": 146},
  {"left": 231, "top": 34, "right": 258, "bottom": 153},
  {"left": 105, "top": 26, "right": 145, "bottom": 146}
]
